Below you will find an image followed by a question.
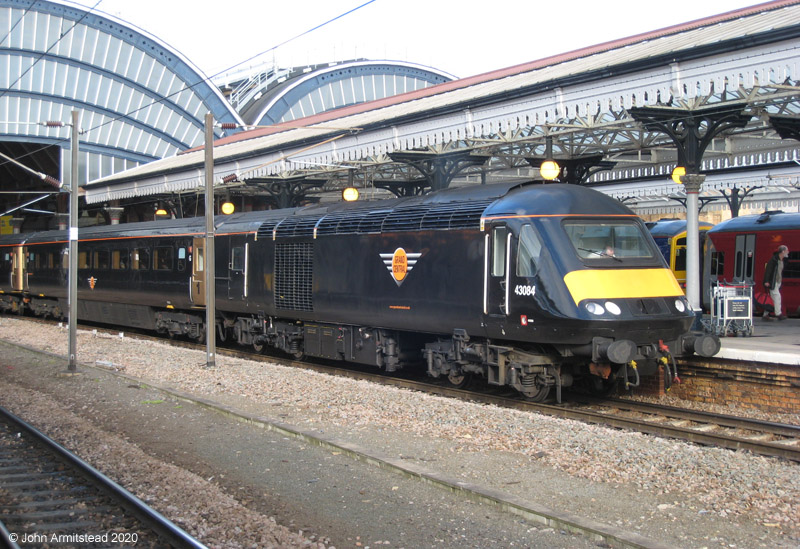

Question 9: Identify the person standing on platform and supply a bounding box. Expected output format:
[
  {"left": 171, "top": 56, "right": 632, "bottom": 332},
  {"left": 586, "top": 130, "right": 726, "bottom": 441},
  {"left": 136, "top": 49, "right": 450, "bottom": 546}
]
[{"left": 763, "top": 244, "right": 789, "bottom": 320}]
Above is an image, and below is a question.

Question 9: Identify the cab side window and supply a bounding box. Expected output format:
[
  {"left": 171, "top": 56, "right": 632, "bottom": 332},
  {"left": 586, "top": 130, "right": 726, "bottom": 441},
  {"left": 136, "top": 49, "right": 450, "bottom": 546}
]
[
  {"left": 517, "top": 224, "right": 543, "bottom": 277},
  {"left": 491, "top": 227, "right": 507, "bottom": 277}
]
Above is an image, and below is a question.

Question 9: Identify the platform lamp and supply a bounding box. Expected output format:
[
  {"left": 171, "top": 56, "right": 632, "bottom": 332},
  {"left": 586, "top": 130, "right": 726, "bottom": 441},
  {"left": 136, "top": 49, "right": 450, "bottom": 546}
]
[
  {"left": 671, "top": 166, "right": 686, "bottom": 184},
  {"left": 220, "top": 199, "right": 235, "bottom": 215},
  {"left": 539, "top": 136, "right": 561, "bottom": 181},
  {"left": 342, "top": 168, "right": 359, "bottom": 201}
]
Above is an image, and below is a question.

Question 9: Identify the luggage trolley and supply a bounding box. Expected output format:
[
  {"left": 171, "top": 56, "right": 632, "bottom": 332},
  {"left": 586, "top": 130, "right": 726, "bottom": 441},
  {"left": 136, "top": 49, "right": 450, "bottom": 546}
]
[{"left": 709, "top": 281, "right": 753, "bottom": 336}]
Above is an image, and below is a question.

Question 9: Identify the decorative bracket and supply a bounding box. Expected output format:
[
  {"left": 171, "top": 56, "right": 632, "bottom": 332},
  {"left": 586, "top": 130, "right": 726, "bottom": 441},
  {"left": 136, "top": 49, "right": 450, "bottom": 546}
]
[
  {"left": 629, "top": 105, "right": 752, "bottom": 173},
  {"left": 247, "top": 177, "right": 325, "bottom": 209},
  {"left": 388, "top": 150, "right": 490, "bottom": 193}
]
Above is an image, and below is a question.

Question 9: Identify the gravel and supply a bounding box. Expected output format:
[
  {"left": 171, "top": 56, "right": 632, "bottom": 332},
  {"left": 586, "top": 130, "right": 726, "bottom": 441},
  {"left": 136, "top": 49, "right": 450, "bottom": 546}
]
[{"left": 0, "top": 316, "right": 799, "bottom": 548}]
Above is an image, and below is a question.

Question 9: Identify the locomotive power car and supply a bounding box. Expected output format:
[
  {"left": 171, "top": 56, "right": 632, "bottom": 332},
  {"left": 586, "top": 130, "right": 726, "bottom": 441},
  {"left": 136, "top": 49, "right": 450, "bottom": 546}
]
[{"left": 0, "top": 182, "right": 720, "bottom": 401}]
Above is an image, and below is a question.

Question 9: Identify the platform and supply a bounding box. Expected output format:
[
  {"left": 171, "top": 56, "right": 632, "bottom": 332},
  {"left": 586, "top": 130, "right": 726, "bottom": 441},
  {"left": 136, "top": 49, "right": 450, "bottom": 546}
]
[{"left": 712, "top": 316, "right": 800, "bottom": 366}]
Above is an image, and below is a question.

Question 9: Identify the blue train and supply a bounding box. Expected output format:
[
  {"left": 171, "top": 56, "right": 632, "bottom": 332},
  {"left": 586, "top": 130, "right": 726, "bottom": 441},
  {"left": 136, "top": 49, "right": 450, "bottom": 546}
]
[{"left": 0, "top": 183, "right": 719, "bottom": 400}]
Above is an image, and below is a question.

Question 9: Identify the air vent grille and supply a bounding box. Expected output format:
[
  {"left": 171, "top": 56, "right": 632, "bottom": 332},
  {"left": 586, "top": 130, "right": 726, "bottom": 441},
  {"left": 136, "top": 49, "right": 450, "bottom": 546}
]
[{"left": 275, "top": 242, "right": 313, "bottom": 311}]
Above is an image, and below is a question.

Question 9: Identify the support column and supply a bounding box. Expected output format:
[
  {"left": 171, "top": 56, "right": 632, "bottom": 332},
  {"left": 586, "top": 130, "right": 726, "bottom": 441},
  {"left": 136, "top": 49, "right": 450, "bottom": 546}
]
[
  {"left": 104, "top": 207, "right": 124, "bottom": 225},
  {"left": 681, "top": 174, "right": 705, "bottom": 312}
]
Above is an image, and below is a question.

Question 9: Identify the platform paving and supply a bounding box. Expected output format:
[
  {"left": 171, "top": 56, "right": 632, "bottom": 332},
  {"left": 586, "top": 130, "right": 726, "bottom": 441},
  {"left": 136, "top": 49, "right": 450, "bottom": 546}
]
[{"left": 712, "top": 316, "right": 800, "bottom": 365}]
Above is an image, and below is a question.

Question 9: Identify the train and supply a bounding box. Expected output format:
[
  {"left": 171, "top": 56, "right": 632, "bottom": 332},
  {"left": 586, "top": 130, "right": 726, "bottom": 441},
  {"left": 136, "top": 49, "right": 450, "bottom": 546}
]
[
  {"left": 0, "top": 182, "right": 720, "bottom": 401},
  {"left": 704, "top": 210, "right": 800, "bottom": 317},
  {"left": 646, "top": 219, "right": 714, "bottom": 288}
]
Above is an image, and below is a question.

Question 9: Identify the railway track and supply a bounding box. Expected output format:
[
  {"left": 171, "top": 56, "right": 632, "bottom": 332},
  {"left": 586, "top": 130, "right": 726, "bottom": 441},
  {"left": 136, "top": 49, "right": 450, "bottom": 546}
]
[
  {"left": 8, "top": 316, "right": 800, "bottom": 463},
  {"left": 0, "top": 404, "right": 206, "bottom": 549}
]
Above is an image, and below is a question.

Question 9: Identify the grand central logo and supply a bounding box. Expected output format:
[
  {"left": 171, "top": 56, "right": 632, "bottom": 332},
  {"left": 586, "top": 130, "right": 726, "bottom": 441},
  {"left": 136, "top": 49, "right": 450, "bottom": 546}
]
[{"left": 379, "top": 248, "right": 421, "bottom": 287}]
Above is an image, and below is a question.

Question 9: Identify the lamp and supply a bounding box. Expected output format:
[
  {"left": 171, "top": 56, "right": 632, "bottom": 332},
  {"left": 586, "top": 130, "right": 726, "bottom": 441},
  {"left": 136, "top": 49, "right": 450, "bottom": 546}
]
[
  {"left": 221, "top": 200, "right": 235, "bottom": 215},
  {"left": 155, "top": 208, "right": 168, "bottom": 216},
  {"left": 539, "top": 136, "right": 560, "bottom": 181},
  {"left": 342, "top": 187, "right": 359, "bottom": 201},
  {"left": 671, "top": 166, "right": 686, "bottom": 184}
]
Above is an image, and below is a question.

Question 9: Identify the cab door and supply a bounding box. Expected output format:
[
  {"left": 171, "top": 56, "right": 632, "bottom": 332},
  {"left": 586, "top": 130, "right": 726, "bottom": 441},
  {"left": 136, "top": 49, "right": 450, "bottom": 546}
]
[
  {"left": 227, "top": 239, "right": 248, "bottom": 301},
  {"left": 191, "top": 238, "right": 205, "bottom": 306},
  {"left": 484, "top": 225, "right": 510, "bottom": 320},
  {"left": 12, "top": 246, "right": 27, "bottom": 291}
]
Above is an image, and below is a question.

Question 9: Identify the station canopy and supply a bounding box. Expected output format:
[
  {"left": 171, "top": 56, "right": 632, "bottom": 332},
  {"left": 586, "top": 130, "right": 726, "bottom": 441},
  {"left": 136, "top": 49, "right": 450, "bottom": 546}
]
[{"left": 83, "top": 1, "right": 800, "bottom": 214}]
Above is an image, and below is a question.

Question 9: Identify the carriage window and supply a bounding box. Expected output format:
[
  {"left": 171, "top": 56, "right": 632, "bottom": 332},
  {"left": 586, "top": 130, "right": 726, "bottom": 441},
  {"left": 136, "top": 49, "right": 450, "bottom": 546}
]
[
  {"left": 154, "top": 246, "right": 173, "bottom": 270},
  {"left": 231, "top": 246, "right": 245, "bottom": 271},
  {"left": 710, "top": 251, "right": 724, "bottom": 276},
  {"left": 674, "top": 248, "right": 686, "bottom": 271},
  {"left": 195, "top": 247, "right": 204, "bottom": 272},
  {"left": 492, "top": 227, "right": 507, "bottom": 277},
  {"left": 94, "top": 248, "right": 110, "bottom": 270},
  {"left": 564, "top": 220, "right": 654, "bottom": 260},
  {"left": 132, "top": 248, "right": 150, "bottom": 270},
  {"left": 517, "top": 224, "right": 543, "bottom": 277},
  {"left": 784, "top": 251, "right": 800, "bottom": 279},
  {"left": 111, "top": 249, "right": 129, "bottom": 270},
  {"left": 78, "top": 251, "right": 89, "bottom": 268},
  {"left": 734, "top": 250, "right": 743, "bottom": 280}
]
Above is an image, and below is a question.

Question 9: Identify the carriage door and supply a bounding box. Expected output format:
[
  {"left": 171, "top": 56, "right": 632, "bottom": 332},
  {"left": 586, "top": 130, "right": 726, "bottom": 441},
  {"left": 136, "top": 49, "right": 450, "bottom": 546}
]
[
  {"left": 484, "top": 225, "right": 511, "bottom": 319},
  {"left": 733, "top": 234, "right": 756, "bottom": 284},
  {"left": 227, "top": 239, "right": 248, "bottom": 301},
  {"left": 191, "top": 238, "right": 206, "bottom": 306},
  {"left": 12, "top": 246, "right": 27, "bottom": 291}
]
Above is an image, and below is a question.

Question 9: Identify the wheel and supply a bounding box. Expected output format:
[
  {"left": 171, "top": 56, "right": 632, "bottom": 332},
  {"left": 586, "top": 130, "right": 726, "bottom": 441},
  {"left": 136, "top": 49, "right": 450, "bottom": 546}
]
[
  {"left": 253, "top": 341, "right": 265, "bottom": 353},
  {"left": 519, "top": 374, "right": 551, "bottom": 402},
  {"left": 520, "top": 384, "right": 551, "bottom": 402},
  {"left": 447, "top": 371, "right": 472, "bottom": 389}
]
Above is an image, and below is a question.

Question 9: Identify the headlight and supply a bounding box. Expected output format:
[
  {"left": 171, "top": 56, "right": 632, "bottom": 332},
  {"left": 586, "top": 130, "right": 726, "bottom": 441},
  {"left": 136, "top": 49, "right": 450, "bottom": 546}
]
[
  {"left": 674, "top": 299, "right": 686, "bottom": 312},
  {"left": 604, "top": 301, "right": 622, "bottom": 315},
  {"left": 585, "top": 302, "right": 605, "bottom": 315}
]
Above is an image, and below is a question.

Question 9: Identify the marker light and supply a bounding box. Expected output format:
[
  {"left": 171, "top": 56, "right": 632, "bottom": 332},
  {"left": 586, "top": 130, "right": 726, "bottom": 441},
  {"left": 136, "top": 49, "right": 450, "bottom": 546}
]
[
  {"left": 585, "top": 302, "right": 605, "bottom": 315},
  {"left": 605, "top": 302, "right": 622, "bottom": 315},
  {"left": 674, "top": 299, "right": 686, "bottom": 312}
]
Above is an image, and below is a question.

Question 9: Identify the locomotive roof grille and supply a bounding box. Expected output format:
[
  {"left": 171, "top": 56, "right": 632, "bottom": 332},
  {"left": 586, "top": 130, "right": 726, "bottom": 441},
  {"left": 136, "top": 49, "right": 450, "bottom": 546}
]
[
  {"left": 256, "top": 220, "right": 281, "bottom": 239},
  {"left": 256, "top": 198, "right": 495, "bottom": 239},
  {"left": 274, "top": 217, "right": 318, "bottom": 238}
]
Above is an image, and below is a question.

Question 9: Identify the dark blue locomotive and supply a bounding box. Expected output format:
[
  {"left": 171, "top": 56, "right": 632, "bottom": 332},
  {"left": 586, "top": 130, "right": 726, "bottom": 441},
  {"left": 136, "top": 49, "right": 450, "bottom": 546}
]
[{"left": 0, "top": 183, "right": 719, "bottom": 400}]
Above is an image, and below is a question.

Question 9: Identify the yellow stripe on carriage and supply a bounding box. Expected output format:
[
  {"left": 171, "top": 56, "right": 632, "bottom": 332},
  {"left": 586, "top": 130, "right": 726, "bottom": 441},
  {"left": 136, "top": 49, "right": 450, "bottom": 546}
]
[{"left": 563, "top": 268, "right": 684, "bottom": 306}]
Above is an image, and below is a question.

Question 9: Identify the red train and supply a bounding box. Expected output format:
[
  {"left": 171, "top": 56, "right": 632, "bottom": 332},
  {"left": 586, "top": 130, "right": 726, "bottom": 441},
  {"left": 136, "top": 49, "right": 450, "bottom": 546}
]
[{"left": 704, "top": 211, "right": 800, "bottom": 317}]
